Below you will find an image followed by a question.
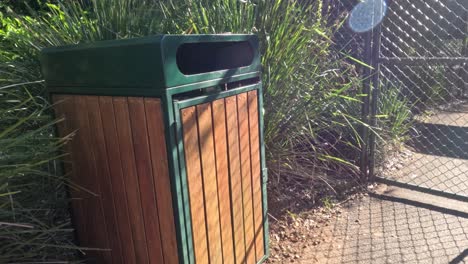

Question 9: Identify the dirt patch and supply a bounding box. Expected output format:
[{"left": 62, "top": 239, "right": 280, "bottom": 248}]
[{"left": 266, "top": 177, "right": 369, "bottom": 263}]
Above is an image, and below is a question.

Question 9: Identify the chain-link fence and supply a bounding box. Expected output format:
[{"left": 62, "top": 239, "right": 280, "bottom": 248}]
[
  {"left": 373, "top": 0, "right": 468, "bottom": 200},
  {"left": 321, "top": 0, "right": 467, "bottom": 200}
]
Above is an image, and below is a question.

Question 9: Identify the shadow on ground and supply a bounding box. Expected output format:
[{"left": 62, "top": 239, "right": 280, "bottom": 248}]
[
  {"left": 381, "top": 102, "right": 468, "bottom": 197},
  {"left": 408, "top": 122, "right": 468, "bottom": 160},
  {"left": 300, "top": 187, "right": 468, "bottom": 264}
]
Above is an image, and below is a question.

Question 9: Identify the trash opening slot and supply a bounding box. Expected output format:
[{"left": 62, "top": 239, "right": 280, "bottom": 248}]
[{"left": 176, "top": 41, "right": 254, "bottom": 75}]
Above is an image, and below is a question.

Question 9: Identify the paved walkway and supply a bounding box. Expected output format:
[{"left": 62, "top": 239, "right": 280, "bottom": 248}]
[
  {"left": 294, "top": 102, "right": 468, "bottom": 263},
  {"left": 300, "top": 185, "right": 468, "bottom": 263},
  {"left": 381, "top": 102, "right": 468, "bottom": 197}
]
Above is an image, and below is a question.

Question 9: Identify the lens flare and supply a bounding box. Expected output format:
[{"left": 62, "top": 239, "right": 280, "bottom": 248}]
[{"left": 349, "top": 0, "right": 387, "bottom": 33}]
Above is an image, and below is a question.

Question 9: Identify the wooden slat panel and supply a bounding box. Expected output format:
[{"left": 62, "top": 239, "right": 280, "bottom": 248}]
[
  {"left": 55, "top": 95, "right": 180, "bottom": 264},
  {"left": 86, "top": 96, "right": 123, "bottom": 263},
  {"left": 196, "top": 103, "right": 223, "bottom": 263},
  {"left": 52, "top": 95, "right": 86, "bottom": 246},
  {"left": 181, "top": 106, "right": 209, "bottom": 264},
  {"left": 237, "top": 93, "right": 256, "bottom": 264},
  {"left": 74, "top": 96, "right": 112, "bottom": 262},
  {"left": 113, "top": 97, "right": 150, "bottom": 264},
  {"left": 99, "top": 96, "right": 137, "bottom": 264},
  {"left": 247, "top": 90, "right": 265, "bottom": 262},
  {"left": 225, "top": 96, "right": 247, "bottom": 264},
  {"left": 212, "top": 99, "right": 235, "bottom": 264},
  {"left": 144, "top": 98, "right": 179, "bottom": 264},
  {"left": 128, "top": 97, "right": 165, "bottom": 264}
]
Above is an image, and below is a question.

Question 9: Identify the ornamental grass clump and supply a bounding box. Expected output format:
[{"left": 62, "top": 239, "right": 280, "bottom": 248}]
[{"left": 1, "top": 0, "right": 366, "bottom": 260}]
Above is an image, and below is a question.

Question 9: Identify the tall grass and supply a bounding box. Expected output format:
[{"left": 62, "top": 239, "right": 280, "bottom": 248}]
[
  {"left": 377, "top": 83, "right": 414, "bottom": 144},
  {"left": 3, "top": 0, "right": 365, "bottom": 179},
  {"left": 0, "top": 61, "right": 79, "bottom": 260},
  {"left": 161, "top": 0, "right": 365, "bottom": 182},
  {"left": 1, "top": 0, "right": 366, "bottom": 260}
]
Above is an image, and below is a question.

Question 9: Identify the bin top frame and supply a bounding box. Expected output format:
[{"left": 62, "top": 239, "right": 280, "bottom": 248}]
[{"left": 41, "top": 34, "right": 260, "bottom": 97}]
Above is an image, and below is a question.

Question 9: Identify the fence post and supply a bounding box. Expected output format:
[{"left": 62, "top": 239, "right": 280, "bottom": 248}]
[
  {"left": 360, "top": 30, "right": 373, "bottom": 181},
  {"left": 360, "top": 0, "right": 385, "bottom": 182},
  {"left": 368, "top": 20, "right": 382, "bottom": 180}
]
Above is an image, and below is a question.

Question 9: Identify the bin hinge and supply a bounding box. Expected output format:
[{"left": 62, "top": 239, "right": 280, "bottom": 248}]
[{"left": 262, "top": 168, "right": 268, "bottom": 182}]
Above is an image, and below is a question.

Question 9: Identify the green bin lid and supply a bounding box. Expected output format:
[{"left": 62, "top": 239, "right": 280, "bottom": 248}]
[{"left": 40, "top": 34, "right": 260, "bottom": 94}]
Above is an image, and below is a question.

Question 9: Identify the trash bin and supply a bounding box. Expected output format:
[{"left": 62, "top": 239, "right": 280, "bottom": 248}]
[{"left": 41, "top": 34, "right": 269, "bottom": 264}]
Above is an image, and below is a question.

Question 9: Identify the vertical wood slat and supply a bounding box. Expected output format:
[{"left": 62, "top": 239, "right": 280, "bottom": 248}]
[
  {"left": 225, "top": 96, "right": 247, "bottom": 264},
  {"left": 212, "top": 99, "right": 235, "bottom": 264},
  {"left": 52, "top": 95, "right": 87, "bottom": 248},
  {"left": 144, "top": 98, "right": 180, "bottom": 264},
  {"left": 54, "top": 91, "right": 265, "bottom": 264},
  {"left": 86, "top": 96, "right": 124, "bottom": 264},
  {"left": 99, "top": 97, "right": 138, "bottom": 264},
  {"left": 59, "top": 96, "right": 91, "bottom": 250},
  {"left": 247, "top": 90, "right": 265, "bottom": 262},
  {"left": 74, "top": 96, "right": 112, "bottom": 262},
  {"left": 112, "top": 97, "right": 150, "bottom": 264},
  {"left": 181, "top": 106, "right": 210, "bottom": 264},
  {"left": 128, "top": 97, "right": 165, "bottom": 264},
  {"left": 54, "top": 95, "right": 179, "bottom": 264},
  {"left": 182, "top": 93, "right": 265, "bottom": 264},
  {"left": 196, "top": 103, "right": 223, "bottom": 263},
  {"left": 237, "top": 93, "right": 256, "bottom": 264}
]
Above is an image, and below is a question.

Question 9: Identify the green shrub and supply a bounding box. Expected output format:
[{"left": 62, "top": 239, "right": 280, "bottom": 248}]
[
  {"left": 3, "top": 0, "right": 365, "bottom": 181},
  {"left": 0, "top": 62, "right": 80, "bottom": 261},
  {"left": 377, "top": 83, "right": 414, "bottom": 144},
  {"left": 1, "top": 0, "right": 367, "bottom": 260},
  {"left": 163, "top": 0, "right": 364, "bottom": 180}
]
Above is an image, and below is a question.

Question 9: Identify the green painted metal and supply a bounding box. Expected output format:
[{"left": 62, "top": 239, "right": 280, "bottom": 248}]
[
  {"left": 257, "top": 84, "right": 270, "bottom": 260},
  {"left": 46, "top": 72, "right": 260, "bottom": 98},
  {"left": 47, "top": 87, "right": 166, "bottom": 97},
  {"left": 172, "top": 83, "right": 269, "bottom": 263},
  {"left": 161, "top": 93, "right": 192, "bottom": 264},
  {"left": 257, "top": 254, "right": 270, "bottom": 264},
  {"left": 176, "top": 83, "right": 260, "bottom": 109},
  {"left": 41, "top": 34, "right": 260, "bottom": 92},
  {"left": 42, "top": 34, "right": 268, "bottom": 264},
  {"left": 171, "top": 98, "right": 195, "bottom": 264},
  {"left": 166, "top": 72, "right": 260, "bottom": 96}
]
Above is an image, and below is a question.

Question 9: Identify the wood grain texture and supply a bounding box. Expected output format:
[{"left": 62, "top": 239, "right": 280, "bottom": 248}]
[
  {"left": 99, "top": 96, "right": 137, "bottom": 264},
  {"left": 144, "top": 98, "right": 179, "bottom": 264},
  {"left": 86, "top": 96, "right": 123, "bottom": 263},
  {"left": 247, "top": 90, "right": 265, "bottom": 262},
  {"left": 53, "top": 91, "right": 265, "bottom": 264},
  {"left": 181, "top": 106, "right": 210, "bottom": 264},
  {"left": 225, "top": 96, "right": 247, "bottom": 264},
  {"left": 128, "top": 97, "right": 165, "bottom": 264},
  {"left": 196, "top": 102, "right": 223, "bottom": 264},
  {"left": 54, "top": 95, "right": 179, "bottom": 264},
  {"left": 237, "top": 93, "right": 256, "bottom": 264},
  {"left": 112, "top": 97, "right": 150, "bottom": 264},
  {"left": 212, "top": 99, "right": 235, "bottom": 264},
  {"left": 52, "top": 95, "right": 86, "bottom": 247},
  {"left": 74, "top": 95, "right": 112, "bottom": 262}
]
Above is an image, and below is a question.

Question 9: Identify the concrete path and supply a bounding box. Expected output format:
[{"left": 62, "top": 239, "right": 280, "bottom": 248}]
[
  {"left": 295, "top": 103, "right": 468, "bottom": 263},
  {"left": 300, "top": 185, "right": 468, "bottom": 263},
  {"left": 381, "top": 102, "right": 468, "bottom": 197}
]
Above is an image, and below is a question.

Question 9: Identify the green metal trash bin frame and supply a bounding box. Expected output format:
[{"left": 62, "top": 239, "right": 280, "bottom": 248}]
[
  {"left": 41, "top": 34, "right": 269, "bottom": 264},
  {"left": 170, "top": 82, "right": 269, "bottom": 264}
]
